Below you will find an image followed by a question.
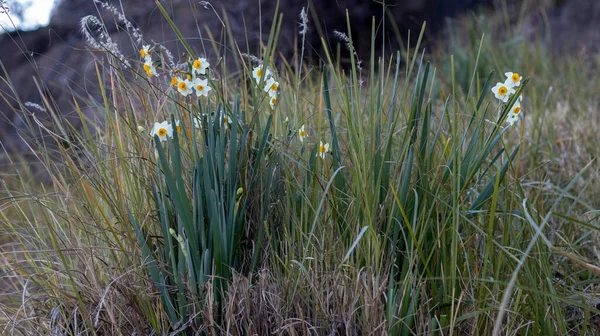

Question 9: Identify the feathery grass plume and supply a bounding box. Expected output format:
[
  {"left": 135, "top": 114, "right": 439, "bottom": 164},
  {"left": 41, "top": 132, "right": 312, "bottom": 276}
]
[
  {"left": 93, "top": 0, "right": 143, "bottom": 45},
  {"left": 94, "top": 0, "right": 179, "bottom": 74},
  {"left": 242, "top": 53, "right": 263, "bottom": 64},
  {"left": 333, "top": 29, "right": 363, "bottom": 85},
  {"left": 158, "top": 43, "right": 176, "bottom": 69},
  {"left": 298, "top": 6, "right": 309, "bottom": 83},
  {"left": 332, "top": 30, "right": 350, "bottom": 50},
  {"left": 24, "top": 101, "right": 46, "bottom": 112},
  {"left": 79, "top": 15, "right": 130, "bottom": 67},
  {"left": 299, "top": 6, "right": 309, "bottom": 36}
]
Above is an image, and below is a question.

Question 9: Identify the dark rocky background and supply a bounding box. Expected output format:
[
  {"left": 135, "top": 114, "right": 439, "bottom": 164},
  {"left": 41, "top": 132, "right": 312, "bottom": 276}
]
[{"left": 0, "top": 0, "right": 597, "bottom": 161}]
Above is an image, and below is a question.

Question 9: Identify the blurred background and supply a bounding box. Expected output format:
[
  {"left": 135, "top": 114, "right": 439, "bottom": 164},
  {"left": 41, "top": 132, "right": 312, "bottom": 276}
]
[{"left": 0, "top": 0, "right": 56, "bottom": 32}]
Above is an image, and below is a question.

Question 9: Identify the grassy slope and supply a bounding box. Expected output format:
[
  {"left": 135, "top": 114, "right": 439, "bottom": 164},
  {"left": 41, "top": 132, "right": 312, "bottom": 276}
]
[{"left": 1, "top": 3, "right": 600, "bottom": 335}]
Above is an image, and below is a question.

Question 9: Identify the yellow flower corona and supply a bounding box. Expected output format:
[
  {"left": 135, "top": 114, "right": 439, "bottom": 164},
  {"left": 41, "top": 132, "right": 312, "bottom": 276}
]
[
  {"left": 152, "top": 121, "right": 173, "bottom": 141},
  {"left": 506, "top": 101, "right": 522, "bottom": 126},
  {"left": 504, "top": 72, "right": 522, "bottom": 87},
  {"left": 264, "top": 77, "right": 279, "bottom": 97},
  {"left": 298, "top": 124, "right": 307, "bottom": 143},
  {"left": 177, "top": 79, "right": 193, "bottom": 96},
  {"left": 317, "top": 141, "right": 330, "bottom": 159},
  {"left": 171, "top": 77, "right": 179, "bottom": 86},
  {"left": 192, "top": 57, "right": 210, "bottom": 75},
  {"left": 220, "top": 113, "right": 233, "bottom": 130},
  {"left": 192, "top": 78, "right": 211, "bottom": 97},
  {"left": 143, "top": 59, "right": 158, "bottom": 78},
  {"left": 491, "top": 81, "right": 516, "bottom": 102},
  {"left": 140, "top": 45, "right": 152, "bottom": 62},
  {"left": 252, "top": 65, "right": 272, "bottom": 84}
]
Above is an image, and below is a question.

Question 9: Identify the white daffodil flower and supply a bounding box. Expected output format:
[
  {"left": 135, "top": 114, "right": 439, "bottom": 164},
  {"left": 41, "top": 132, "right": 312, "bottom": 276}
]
[
  {"left": 140, "top": 44, "right": 152, "bottom": 62},
  {"left": 506, "top": 101, "right": 522, "bottom": 126},
  {"left": 252, "top": 65, "right": 271, "bottom": 83},
  {"left": 143, "top": 60, "right": 158, "bottom": 77},
  {"left": 298, "top": 124, "right": 307, "bottom": 143},
  {"left": 193, "top": 78, "right": 211, "bottom": 97},
  {"left": 269, "top": 95, "right": 277, "bottom": 109},
  {"left": 264, "top": 77, "right": 279, "bottom": 97},
  {"left": 192, "top": 57, "right": 210, "bottom": 75},
  {"left": 504, "top": 72, "right": 522, "bottom": 87},
  {"left": 177, "top": 79, "right": 193, "bottom": 96},
  {"left": 317, "top": 141, "right": 330, "bottom": 159},
  {"left": 152, "top": 121, "right": 173, "bottom": 142},
  {"left": 491, "top": 81, "right": 516, "bottom": 103}
]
